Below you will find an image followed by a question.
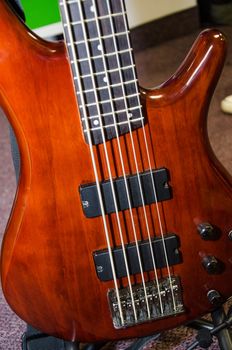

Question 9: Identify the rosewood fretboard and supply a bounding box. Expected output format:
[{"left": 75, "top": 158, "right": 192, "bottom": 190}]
[{"left": 59, "top": 0, "right": 144, "bottom": 145}]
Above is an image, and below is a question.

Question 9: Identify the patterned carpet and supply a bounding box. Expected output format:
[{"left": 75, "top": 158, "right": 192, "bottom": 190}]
[{"left": 0, "top": 24, "right": 232, "bottom": 350}]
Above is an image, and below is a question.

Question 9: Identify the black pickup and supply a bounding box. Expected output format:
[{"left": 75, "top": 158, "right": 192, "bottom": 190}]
[
  {"left": 80, "top": 168, "right": 171, "bottom": 218},
  {"left": 93, "top": 234, "right": 181, "bottom": 281}
]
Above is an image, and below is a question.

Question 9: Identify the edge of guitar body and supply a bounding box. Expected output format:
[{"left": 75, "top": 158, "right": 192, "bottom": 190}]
[
  {"left": 0, "top": 0, "right": 71, "bottom": 283},
  {"left": 1, "top": 0, "right": 232, "bottom": 343},
  {"left": 142, "top": 28, "right": 232, "bottom": 188}
]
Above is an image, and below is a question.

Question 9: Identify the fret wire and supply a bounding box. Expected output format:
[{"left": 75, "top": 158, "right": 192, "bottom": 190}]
[
  {"left": 75, "top": 48, "right": 133, "bottom": 63},
  {"left": 81, "top": 105, "right": 142, "bottom": 120},
  {"left": 64, "top": 11, "right": 126, "bottom": 26},
  {"left": 83, "top": 117, "right": 144, "bottom": 132},
  {"left": 79, "top": 93, "right": 139, "bottom": 108},
  {"left": 62, "top": 0, "right": 143, "bottom": 142},
  {"left": 73, "top": 78, "right": 138, "bottom": 90},
  {"left": 77, "top": 91, "right": 139, "bottom": 100},
  {"left": 66, "top": 31, "right": 130, "bottom": 46},
  {"left": 78, "top": 65, "right": 135, "bottom": 78}
]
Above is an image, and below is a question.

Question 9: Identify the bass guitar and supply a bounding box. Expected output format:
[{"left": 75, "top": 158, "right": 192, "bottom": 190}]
[{"left": 0, "top": 0, "right": 232, "bottom": 342}]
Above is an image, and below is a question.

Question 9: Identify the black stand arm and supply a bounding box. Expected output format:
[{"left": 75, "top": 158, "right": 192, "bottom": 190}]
[
  {"left": 187, "top": 304, "right": 232, "bottom": 350},
  {"left": 22, "top": 303, "right": 232, "bottom": 350},
  {"left": 211, "top": 306, "right": 232, "bottom": 350}
]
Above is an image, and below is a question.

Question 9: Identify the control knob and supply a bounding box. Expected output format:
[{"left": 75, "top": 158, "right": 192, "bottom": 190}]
[
  {"left": 197, "top": 223, "right": 220, "bottom": 240},
  {"left": 202, "top": 256, "right": 222, "bottom": 274}
]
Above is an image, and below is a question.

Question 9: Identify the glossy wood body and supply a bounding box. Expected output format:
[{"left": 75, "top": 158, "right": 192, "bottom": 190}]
[{"left": 0, "top": 1, "right": 232, "bottom": 342}]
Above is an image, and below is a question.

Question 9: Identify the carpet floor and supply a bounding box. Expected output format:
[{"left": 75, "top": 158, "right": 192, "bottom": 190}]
[{"left": 0, "top": 24, "right": 231, "bottom": 350}]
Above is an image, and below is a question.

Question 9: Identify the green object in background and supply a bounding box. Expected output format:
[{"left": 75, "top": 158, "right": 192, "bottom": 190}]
[{"left": 20, "top": 0, "right": 61, "bottom": 29}]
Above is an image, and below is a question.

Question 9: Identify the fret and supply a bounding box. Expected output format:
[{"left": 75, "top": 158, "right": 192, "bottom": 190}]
[
  {"left": 64, "top": 12, "right": 126, "bottom": 27},
  {"left": 66, "top": 31, "right": 130, "bottom": 46},
  {"left": 77, "top": 65, "right": 135, "bottom": 78},
  {"left": 79, "top": 95, "right": 141, "bottom": 119},
  {"left": 74, "top": 48, "right": 133, "bottom": 63},
  {"left": 79, "top": 93, "right": 140, "bottom": 109},
  {"left": 97, "top": 0, "right": 123, "bottom": 16},
  {"left": 60, "top": 0, "right": 126, "bottom": 16},
  {"left": 83, "top": 117, "right": 144, "bottom": 133},
  {"left": 81, "top": 105, "right": 142, "bottom": 120},
  {"left": 76, "top": 87, "right": 140, "bottom": 106},
  {"left": 77, "top": 91, "right": 140, "bottom": 101},
  {"left": 76, "top": 81, "right": 138, "bottom": 94},
  {"left": 59, "top": 0, "right": 144, "bottom": 145}
]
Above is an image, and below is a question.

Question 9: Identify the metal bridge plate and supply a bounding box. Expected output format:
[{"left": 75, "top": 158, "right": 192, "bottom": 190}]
[{"left": 108, "top": 276, "right": 185, "bottom": 329}]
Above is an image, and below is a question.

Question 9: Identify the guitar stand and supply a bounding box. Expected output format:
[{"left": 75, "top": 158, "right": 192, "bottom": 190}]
[
  {"left": 21, "top": 326, "right": 160, "bottom": 350},
  {"left": 186, "top": 304, "right": 232, "bottom": 350},
  {"left": 22, "top": 304, "right": 231, "bottom": 350}
]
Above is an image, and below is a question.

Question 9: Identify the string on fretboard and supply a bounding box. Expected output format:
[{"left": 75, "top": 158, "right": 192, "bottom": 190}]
[{"left": 59, "top": 0, "right": 144, "bottom": 145}]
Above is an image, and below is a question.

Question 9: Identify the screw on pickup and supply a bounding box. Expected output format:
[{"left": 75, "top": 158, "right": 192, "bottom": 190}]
[
  {"left": 93, "top": 234, "right": 181, "bottom": 281},
  {"left": 79, "top": 168, "right": 171, "bottom": 218}
]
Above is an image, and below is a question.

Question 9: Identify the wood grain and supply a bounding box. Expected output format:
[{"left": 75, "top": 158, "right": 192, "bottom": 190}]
[{"left": 0, "top": 0, "right": 231, "bottom": 342}]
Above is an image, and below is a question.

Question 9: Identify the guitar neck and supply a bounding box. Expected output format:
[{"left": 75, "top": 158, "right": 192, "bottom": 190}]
[{"left": 59, "top": 0, "right": 144, "bottom": 145}]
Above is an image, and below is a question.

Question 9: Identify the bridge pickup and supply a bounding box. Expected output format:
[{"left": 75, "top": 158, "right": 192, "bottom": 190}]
[
  {"left": 80, "top": 168, "right": 171, "bottom": 218},
  {"left": 93, "top": 234, "right": 181, "bottom": 281}
]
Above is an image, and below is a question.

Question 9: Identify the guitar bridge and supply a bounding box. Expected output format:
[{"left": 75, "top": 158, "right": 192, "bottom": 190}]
[{"left": 108, "top": 276, "right": 185, "bottom": 329}]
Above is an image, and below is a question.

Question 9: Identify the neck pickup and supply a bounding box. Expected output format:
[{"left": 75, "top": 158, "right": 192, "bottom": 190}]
[{"left": 80, "top": 168, "right": 172, "bottom": 218}]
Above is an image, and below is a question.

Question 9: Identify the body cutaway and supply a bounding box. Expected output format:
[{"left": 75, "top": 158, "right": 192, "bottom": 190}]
[{"left": 0, "top": 0, "right": 232, "bottom": 342}]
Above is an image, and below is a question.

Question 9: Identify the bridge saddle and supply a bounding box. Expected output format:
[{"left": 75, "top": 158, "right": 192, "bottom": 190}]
[{"left": 108, "top": 276, "right": 185, "bottom": 329}]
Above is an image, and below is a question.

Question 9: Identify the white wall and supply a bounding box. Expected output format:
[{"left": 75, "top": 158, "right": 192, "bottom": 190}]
[
  {"left": 126, "top": 0, "right": 197, "bottom": 28},
  {"left": 36, "top": 0, "right": 197, "bottom": 38}
]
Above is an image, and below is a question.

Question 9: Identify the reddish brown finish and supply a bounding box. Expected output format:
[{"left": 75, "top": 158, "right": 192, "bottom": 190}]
[{"left": 0, "top": 1, "right": 232, "bottom": 342}]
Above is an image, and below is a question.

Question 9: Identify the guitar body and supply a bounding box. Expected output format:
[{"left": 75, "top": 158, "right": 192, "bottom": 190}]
[{"left": 0, "top": 1, "right": 232, "bottom": 342}]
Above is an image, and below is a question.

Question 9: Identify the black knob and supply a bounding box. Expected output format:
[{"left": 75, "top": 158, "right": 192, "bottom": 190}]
[
  {"left": 202, "top": 256, "right": 222, "bottom": 274},
  {"left": 197, "top": 223, "right": 220, "bottom": 240},
  {"left": 207, "top": 290, "right": 222, "bottom": 305}
]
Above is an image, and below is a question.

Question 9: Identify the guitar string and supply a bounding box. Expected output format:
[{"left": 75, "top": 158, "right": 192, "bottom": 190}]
[
  {"left": 103, "top": 0, "right": 164, "bottom": 314},
  {"left": 103, "top": 0, "right": 164, "bottom": 315},
  {"left": 120, "top": 0, "right": 176, "bottom": 310},
  {"left": 64, "top": 0, "right": 166, "bottom": 319},
  {"left": 91, "top": 0, "right": 151, "bottom": 319},
  {"left": 75, "top": 0, "right": 140, "bottom": 322},
  {"left": 61, "top": 0, "right": 125, "bottom": 326},
  {"left": 62, "top": 0, "right": 175, "bottom": 318}
]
